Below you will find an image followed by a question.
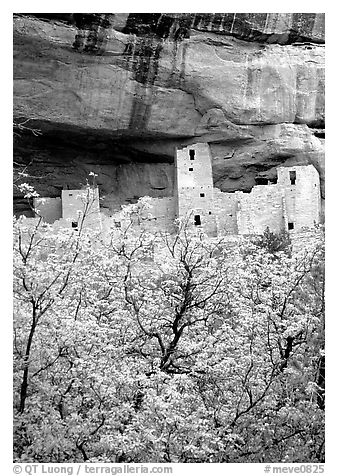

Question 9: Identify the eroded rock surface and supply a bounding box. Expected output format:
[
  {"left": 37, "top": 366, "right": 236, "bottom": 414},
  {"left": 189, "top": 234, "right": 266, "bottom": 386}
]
[{"left": 13, "top": 13, "right": 325, "bottom": 215}]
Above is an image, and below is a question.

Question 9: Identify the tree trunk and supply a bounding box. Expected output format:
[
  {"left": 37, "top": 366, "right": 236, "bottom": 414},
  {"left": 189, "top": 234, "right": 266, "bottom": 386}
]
[{"left": 19, "top": 302, "right": 37, "bottom": 413}]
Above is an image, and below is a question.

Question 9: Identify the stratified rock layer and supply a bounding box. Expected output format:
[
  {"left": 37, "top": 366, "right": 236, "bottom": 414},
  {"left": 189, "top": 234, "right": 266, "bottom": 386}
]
[{"left": 13, "top": 13, "right": 325, "bottom": 215}]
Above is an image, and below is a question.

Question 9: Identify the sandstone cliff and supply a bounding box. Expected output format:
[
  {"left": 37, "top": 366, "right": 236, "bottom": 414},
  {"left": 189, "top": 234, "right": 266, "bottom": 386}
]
[{"left": 13, "top": 13, "right": 325, "bottom": 216}]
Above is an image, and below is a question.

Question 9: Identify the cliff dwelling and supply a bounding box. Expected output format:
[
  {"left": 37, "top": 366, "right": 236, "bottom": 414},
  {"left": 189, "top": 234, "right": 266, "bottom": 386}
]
[{"left": 33, "top": 142, "right": 321, "bottom": 238}]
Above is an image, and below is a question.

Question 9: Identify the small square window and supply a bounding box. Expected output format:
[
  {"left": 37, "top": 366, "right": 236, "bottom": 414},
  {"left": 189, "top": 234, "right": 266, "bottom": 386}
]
[
  {"left": 69, "top": 193, "right": 73, "bottom": 197},
  {"left": 72, "top": 221, "right": 78, "bottom": 228},
  {"left": 194, "top": 215, "right": 201, "bottom": 226},
  {"left": 200, "top": 193, "right": 205, "bottom": 197},
  {"left": 189, "top": 168, "right": 193, "bottom": 172},
  {"left": 209, "top": 211, "right": 212, "bottom": 215},
  {"left": 288, "top": 222, "right": 294, "bottom": 230}
]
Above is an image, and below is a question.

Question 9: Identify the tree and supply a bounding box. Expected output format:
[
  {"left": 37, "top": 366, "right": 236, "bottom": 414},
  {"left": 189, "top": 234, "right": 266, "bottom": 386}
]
[
  {"left": 13, "top": 198, "right": 325, "bottom": 463},
  {"left": 252, "top": 227, "right": 291, "bottom": 257}
]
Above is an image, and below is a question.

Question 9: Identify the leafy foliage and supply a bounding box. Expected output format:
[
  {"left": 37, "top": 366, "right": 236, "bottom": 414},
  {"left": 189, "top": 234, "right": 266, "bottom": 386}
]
[
  {"left": 13, "top": 207, "right": 325, "bottom": 463},
  {"left": 253, "top": 227, "right": 291, "bottom": 256}
]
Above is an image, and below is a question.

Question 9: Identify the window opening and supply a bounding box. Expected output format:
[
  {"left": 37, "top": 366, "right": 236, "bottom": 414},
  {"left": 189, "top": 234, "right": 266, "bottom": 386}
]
[
  {"left": 209, "top": 211, "right": 212, "bottom": 215},
  {"left": 189, "top": 167, "right": 193, "bottom": 172},
  {"left": 194, "top": 215, "right": 201, "bottom": 226},
  {"left": 72, "top": 221, "right": 78, "bottom": 228},
  {"left": 255, "top": 177, "right": 269, "bottom": 185},
  {"left": 189, "top": 150, "right": 195, "bottom": 160},
  {"left": 200, "top": 193, "right": 205, "bottom": 197},
  {"left": 288, "top": 222, "right": 294, "bottom": 230},
  {"left": 289, "top": 171, "right": 296, "bottom": 185}
]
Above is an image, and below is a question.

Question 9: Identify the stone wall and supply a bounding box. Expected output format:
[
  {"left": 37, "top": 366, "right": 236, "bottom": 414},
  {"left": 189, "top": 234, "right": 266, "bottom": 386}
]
[
  {"left": 139, "top": 197, "right": 176, "bottom": 233},
  {"left": 101, "top": 196, "right": 176, "bottom": 235},
  {"left": 277, "top": 165, "right": 321, "bottom": 232},
  {"left": 213, "top": 188, "right": 238, "bottom": 235},
  {"left": 61, "top": 188, "right": 101, "bottom": 229},
  {"left": 236, "top": 187, "right": 285, "bottom": 235},
  {"left": 175, "top": 143, "right": 217, "bottom": 236},
  {"left": 233, "top": 164, "right": 321, "bottom": 235}
]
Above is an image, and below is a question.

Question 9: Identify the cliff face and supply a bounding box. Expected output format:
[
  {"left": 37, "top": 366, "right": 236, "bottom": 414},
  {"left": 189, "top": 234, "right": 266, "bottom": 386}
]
[{"left": 13, "top": 13, "right": 325, "bottom": 215}]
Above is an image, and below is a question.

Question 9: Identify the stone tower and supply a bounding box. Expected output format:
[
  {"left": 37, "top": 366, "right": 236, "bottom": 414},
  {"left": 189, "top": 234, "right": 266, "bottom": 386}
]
[
  {"left": 277, "top": 165, "right": 321, "bottom": 232},
  {"left": 61, "top": 187, "right": 102, "bottom": 230},
  {"left": 175, "top": 143, "right": 217, "bottom": 236}
]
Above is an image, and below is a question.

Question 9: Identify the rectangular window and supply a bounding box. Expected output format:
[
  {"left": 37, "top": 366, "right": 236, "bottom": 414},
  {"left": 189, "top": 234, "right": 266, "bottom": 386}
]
[
  {"left": 288, "top": 222, "right": 294, "bottom": 230},
  {"left": 189, "top": 150, "right": 195, "bottom": 160},
  {"left": 72, "top": 221, "right": 78, "bottom": 228},
  {"left": 200, "top": 193, "right": 205, "bottom": 197},
  {"left": 194, "top": 215, "right": 201, "bottom": 226},
  {"left": 189, "top": 168, "right": 193, "bottom": 172},
  {"left": 255, "top": 177, "right": 269, "bottom": 185},
  {"left": 289, "top": 171, "right": 296, "bottom": 185}
]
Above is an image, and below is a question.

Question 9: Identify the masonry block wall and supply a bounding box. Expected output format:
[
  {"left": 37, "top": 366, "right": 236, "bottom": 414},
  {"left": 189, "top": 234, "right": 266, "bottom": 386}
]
[
  {"left": 61, "top": 188, "right": 101, "bottom": 229},
  {"left": 236, "top": 187, "right": 285, "bottom": 235},
  {"left": 140, "top": 197, "right": 176, "bottom": 234},
  {"left": 101, "top": 197, "right": 176, "bottom": 235},
  {"left": 213, "top": 188, "right": 238, "bottom": 235},
  {"left": 277, "top": 165, "right": 321, "bottom": 232},
  {"left": 175, "top": 143, "right": 217, "bottom": 237}
]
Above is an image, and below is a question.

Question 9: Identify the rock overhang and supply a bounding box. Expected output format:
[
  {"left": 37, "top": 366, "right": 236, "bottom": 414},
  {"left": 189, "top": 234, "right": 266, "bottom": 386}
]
[{"left": 13, "top": 13, "right": 325, "bottom": 215}]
